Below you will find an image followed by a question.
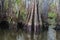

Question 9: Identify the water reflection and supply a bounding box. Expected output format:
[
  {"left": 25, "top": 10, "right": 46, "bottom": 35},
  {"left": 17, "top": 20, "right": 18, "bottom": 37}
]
[
  {"left": 56, "top": 30, "right": 60, "bottom": 40},
  {"left": 0, "top": 29, "right": 60, "bottom": 40},
  {"left": 47, "top": 28, "right": 56, "bottom": 40}
]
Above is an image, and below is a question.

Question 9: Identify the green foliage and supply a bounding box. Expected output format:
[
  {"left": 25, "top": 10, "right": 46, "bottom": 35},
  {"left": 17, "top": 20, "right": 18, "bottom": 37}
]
[
  {"left": 50, "top": 1, "right": 56, "bottom": 9},
  {"left": 48, "top": 2, "right": 57, "bottom": 28},
  {"left": 48, "top": 11, "right": 57, "bottom": 28},
  {"left": 48, "top": 2, "right": 57, "bottom": 19},
  {"left": 20, "top": 10, "right": 26, "bottom": 21},
  {"left": 3, "top": 0, "right": 26, "bottom": 23},
  {"left": 4, "top": 0, "right": 8, "bottom": 10},
  {"left": 50, "top": 3, "right": 56, "bottom": 9},
  {"left": 48, "top": 11, "right": 57, "bottom": 18},
  {"left": 8, "top": 0, "right": 26, "bottom": 22},
  {"left": 16, "top": 0, "right": 21, "bottom": 4}
]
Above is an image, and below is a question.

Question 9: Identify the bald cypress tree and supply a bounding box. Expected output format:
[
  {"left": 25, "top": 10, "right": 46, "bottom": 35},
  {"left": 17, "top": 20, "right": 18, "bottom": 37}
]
[{"left": 24, "top": 0, "right": 42, "bottom": 34}]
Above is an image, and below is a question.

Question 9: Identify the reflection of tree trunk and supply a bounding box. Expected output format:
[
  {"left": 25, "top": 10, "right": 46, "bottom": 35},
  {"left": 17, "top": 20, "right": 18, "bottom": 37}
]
[{"left": 47, "top": 29, "right": 56, "bottom": 40}]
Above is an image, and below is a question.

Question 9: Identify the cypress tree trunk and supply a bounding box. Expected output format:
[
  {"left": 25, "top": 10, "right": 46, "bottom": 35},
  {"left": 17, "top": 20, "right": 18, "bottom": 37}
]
[
  {"left": 0, "top": 0, "right": 7, "bottom": 21},
  {"left": 8, "top": 0, "right": 13, "bottom": 30},
  {"left": 56, "top": 0, "right": 60, "bottom": 30},
  {"left": 41, "top": 0, "right": 49, "bottom": 30},
  {"left": 24, "top": 0, "right": 42, "bottom": 34},
  {"left": 0, "top": 0, "right": 2, "bottom": 21}
]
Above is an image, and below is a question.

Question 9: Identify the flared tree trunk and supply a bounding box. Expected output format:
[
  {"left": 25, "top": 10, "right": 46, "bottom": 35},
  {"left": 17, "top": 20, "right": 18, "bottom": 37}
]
[{"left": 24, "top": 0, "right": 42, "bottom": 34}]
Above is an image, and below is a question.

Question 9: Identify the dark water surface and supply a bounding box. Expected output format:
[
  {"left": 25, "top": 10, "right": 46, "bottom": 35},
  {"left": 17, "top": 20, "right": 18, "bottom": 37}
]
[{"left": 0, "top": 29, "right": 60, "bottom": 40}]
